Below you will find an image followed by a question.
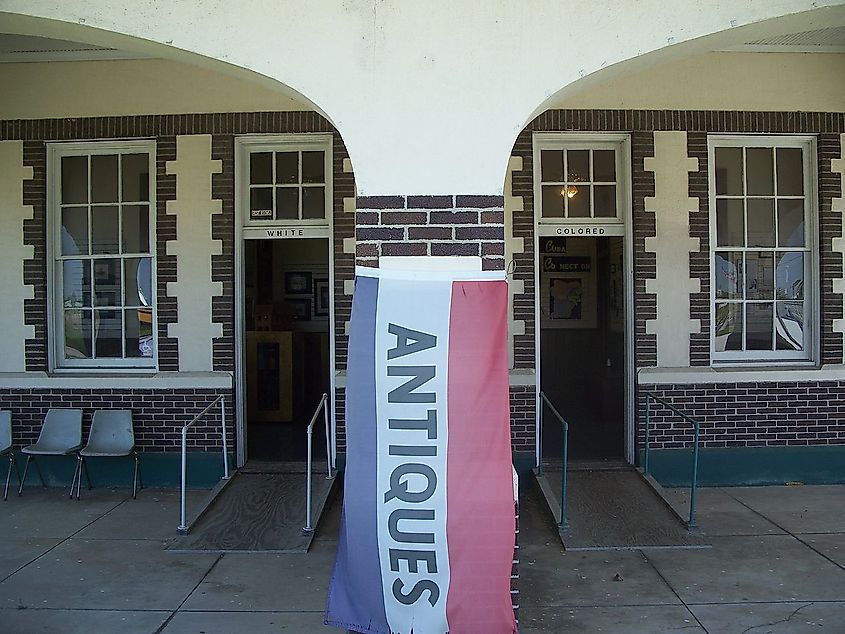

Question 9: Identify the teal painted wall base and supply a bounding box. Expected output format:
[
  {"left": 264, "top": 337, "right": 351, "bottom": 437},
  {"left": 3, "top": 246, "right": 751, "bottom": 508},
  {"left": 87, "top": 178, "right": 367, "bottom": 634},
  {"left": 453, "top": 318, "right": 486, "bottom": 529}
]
[
  {"left": 12, "top": 451, "right": 234, "bottom": 491},
  {"left": 644, "top": 445, "right": 845, "bottom": 487}
]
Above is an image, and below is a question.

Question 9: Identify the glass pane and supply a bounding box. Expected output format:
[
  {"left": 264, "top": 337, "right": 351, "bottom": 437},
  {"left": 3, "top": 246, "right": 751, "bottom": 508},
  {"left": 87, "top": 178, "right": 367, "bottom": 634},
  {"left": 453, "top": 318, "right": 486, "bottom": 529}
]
[
  {"left": 63, "top": 260, "right": 91, "bottom": 308},
  {"left": 91, "top": 154, "right": 119, "bottom": 203},
  {"left": 715, "top": 251, "right": 743, "bottom": 299},
  {"left": 64, "top": 309, "right": 92, "bottom": 359},
  {"left": 125, "top": 308, "right": 154, "bottom": 358},
  {"left": 541, "top": 185, "right": 565, "bottom": 218},
  {"left": 93, "top": 259, "right": 121, "bottom": 307},
  {"left": 61, "top": 156, "right": 88, "bottom": 204},
  {"left": 94, "top": 310, "right": 123, "bottom": 358},
  {"left": 121, "top": 153, "right": 149, "bottom": 202},
  {"left": 302, "top": 151, "right": 325, "bottom": 184},
  {"left": 567, "top": 185, "right": 589, "bottom": 217},
  {"left": 776, "top": 252, "right": 804, "bottom": 300},
  {"left": 746, "top": 303, "right": 774, "bottom": 350},
  {"left": 714, "top": 147, "right": 743, "bottom": 195},
  {"left": 302, "top": 187, "right": 325, "bottom": 219},
  {"left": 746, "top": 198, "right": 775, "bottom": 247},
  {"left": 714, "top": 303, "right": 742, "bottom": 351},
  {"left": 61, "top": 207, "right": 89, "bottom": 255},
  {"left": 91, "top": 206, "right": 120, "bottom": 254},
  {"left": 593, "top": 150, "right": 615, "bottom": 182},
  {"left": 776, "top": 147, "right": 804, "bottom": 196},
  {"left": 776, "top": 301, "right": 804, "bottom": 351},
  {"left": 122, "top": 205, "right": 150, "bottom": 253},
  {"left": 276, "top": 187, "right": 299, "bottom": 220},
  {"left": 250, "top": 152, "right": 272, "bottom": 184},
  {"left": 540, "top": 150, "right": 564, "bottom": 182},
  {"left": 716, "top": 199, "right": 744, "bottom": 247},
  {"left": 746, "top": 251, "right": 774, "bottom": 300},
  {"left": 276, "top": 152, "right": 298, "bottom": 184},
  {"left": 594, "top": 185, "right": 616, "bottom": 217},
  {"left": 124, "top": 257, "right": 153, "bottom": 306},
  {"left": 567, "top": 150, "right": 589, "bottom": 182},
  {"left": 777, "top": 199, "right": 804, "bottom": 247},
  {"left": 249, "top": 188, "right": 273, "bottom": 219},
  {"left": 746, "top": 147, "right": 774, "bottom": 196}
]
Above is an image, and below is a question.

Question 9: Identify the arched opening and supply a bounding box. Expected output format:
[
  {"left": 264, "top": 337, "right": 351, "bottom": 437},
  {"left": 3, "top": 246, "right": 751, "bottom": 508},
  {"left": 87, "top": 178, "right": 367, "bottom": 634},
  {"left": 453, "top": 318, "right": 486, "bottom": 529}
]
[
  {"left": 499, "top": 8, "right": 845, "bottom": 479},
  {"left": 0, "top": 20, "right": 360, "bottom": 491}
]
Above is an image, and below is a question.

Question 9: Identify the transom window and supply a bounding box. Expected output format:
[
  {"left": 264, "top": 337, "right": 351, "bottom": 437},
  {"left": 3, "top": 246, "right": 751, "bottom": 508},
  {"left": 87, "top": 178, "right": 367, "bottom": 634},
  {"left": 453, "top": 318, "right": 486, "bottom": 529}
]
[
  {"left": 710, "top": 136, "right": 815, "bottom": 363},
  {"left": 49, "top": 141, "right": 156, "bottom": 369},
  {"left": 539, "top": 147, "right": 619, "bottom": 219},
  {"left": 247, "top": 148, "right": 329, "bottom": 222}
]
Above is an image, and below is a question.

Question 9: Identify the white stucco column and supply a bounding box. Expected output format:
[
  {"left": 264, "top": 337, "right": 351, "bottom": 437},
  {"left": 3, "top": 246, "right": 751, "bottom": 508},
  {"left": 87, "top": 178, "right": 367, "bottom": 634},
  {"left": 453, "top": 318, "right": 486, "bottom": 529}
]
[
  {"left": 0, "top": 141, "right": 35, "bottom": 371},
  {"left": 644, "top": 131, "right": 701, "bottom": 368},
  {"left": 165, "top": 135, "right": 223, "bottom": 371}
]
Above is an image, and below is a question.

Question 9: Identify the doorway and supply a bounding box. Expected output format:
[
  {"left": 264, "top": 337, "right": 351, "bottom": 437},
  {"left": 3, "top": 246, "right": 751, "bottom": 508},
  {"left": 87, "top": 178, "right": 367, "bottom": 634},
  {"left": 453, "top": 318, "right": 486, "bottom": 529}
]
[
  {"left": 539, "top": 236, "right": 626, "bottom": 460},
  {"left": 242, "top": 237, "right": 331, "bottom": 462}
]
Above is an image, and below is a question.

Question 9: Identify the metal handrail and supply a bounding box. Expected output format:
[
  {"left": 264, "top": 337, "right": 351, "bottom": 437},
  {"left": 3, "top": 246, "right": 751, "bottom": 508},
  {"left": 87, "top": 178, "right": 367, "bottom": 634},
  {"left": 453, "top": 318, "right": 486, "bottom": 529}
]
[
  {"left": 539, "top": 391, "right": 569, "bottom": 530},
  {"left": 642, "top": 391, "right": 701, "bottom": 529},
  {"left": 303, "top": 392, "right": 333, "bottom": 533},
  {"left": 178, "top": 394, "right": 230, "bottom": 533}
]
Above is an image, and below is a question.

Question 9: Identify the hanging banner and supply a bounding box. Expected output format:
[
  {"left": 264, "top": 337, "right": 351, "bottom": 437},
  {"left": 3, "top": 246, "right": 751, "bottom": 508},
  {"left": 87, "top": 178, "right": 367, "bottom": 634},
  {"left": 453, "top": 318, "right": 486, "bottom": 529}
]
[{"left": 326, "top": 267, "right": 517, "bottom": 634}]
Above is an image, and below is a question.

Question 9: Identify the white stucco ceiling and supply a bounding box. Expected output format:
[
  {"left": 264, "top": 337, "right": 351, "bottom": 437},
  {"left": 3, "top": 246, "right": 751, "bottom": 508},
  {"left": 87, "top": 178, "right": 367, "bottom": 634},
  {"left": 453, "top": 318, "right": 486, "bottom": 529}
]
[{"left": 0, "top": 1, "right": 843, "bottom": 195}]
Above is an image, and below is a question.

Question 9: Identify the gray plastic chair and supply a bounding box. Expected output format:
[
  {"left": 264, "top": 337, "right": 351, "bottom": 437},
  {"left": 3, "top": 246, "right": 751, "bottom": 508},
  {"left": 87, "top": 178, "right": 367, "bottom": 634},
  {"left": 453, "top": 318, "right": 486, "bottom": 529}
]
[
  {"left": 0, "top": 411, "right": 21, "bottom": 501},
  {"left": 74, "top": 410, "right": 141, "bottom": 500},
  {"left": 18, "top": 409, "right": 82, "bottom": 496}
]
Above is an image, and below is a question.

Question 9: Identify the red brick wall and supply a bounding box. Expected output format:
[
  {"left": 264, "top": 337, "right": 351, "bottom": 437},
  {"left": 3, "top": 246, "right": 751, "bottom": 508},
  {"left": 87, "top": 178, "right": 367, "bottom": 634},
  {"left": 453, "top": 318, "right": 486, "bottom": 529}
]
[
  {"left": 0, "top": 388, "right": 234, "bottom": 452},
  {"left": 639, "top": 382, "right": 845, "bottom": 449}
]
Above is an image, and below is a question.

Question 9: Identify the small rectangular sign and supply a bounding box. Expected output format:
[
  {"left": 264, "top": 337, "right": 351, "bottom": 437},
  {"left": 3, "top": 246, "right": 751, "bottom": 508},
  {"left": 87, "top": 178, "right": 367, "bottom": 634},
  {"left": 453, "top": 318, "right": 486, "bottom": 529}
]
[
  {"left": 242, "top": 225, "right": 330, "bottom": 240},
  {"left": 538, "top": 223, "right": 625, "bottom": 237},
  {"left": 250, "top": 209, "right": 273, "bottom": 219},
  {"left": 540, "top": 237, "right": 567, "bottom": 254}
]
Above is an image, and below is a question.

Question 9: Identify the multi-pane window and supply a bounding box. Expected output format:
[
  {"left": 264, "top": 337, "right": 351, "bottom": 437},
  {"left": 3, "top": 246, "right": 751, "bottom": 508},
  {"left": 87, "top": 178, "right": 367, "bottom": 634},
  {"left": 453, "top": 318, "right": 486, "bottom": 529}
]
[
  {"left": 710, "top": 137, "right": 814, "bottom": 362},
  {"left": 539, "top": 147, "right": 619, "bottom": 219},
  {"left": 50, "top": 142, "right": 155, "bottom": 368},
  {"left": 247, "top": 149, "right": 328, "bottom": 222}
]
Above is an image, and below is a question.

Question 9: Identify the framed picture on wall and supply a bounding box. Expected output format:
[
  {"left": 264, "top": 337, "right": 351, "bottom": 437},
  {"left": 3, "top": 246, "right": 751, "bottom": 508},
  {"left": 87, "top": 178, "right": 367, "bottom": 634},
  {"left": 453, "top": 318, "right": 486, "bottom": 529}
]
[
  {"left": 314, "top": 279, "right": 330, "bottom": 317},
  {"left": 287, "top": 298, "right": 311, "bottom": 321},
  {"left": 284, "top": 271, "right": 312, "bottom": 294}
]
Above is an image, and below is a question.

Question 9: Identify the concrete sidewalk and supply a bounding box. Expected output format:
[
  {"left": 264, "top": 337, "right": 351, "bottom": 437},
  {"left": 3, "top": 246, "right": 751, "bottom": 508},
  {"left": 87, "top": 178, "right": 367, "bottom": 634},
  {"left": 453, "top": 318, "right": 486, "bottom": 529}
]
[{"left": 0, "top": 482, "right": 843, "bottom": 633}]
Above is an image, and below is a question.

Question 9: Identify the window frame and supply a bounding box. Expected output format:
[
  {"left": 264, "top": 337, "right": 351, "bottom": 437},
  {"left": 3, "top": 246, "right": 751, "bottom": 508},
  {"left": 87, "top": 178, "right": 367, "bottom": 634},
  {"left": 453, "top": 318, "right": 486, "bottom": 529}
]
[
  {"left": 707, "top": 134, "right": 819, "bottom": 366},
  {"left": 533, "top": 135, "right": 626, "bottom": 226},
  {"left": 240, "top": 135, "right": 332, "bottom": 227},
  {"left": 46, "top": 140, "right": 158, "bottom": 372}
]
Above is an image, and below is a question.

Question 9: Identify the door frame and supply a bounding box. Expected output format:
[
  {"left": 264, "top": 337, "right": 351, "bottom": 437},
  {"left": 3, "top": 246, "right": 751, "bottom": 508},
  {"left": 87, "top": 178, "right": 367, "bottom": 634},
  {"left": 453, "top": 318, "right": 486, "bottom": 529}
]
[
  {"left": 531, "top": 132, "right": 635, "bottom": 465},
  {"left": 233, "top": 134, "right": 335, "bottom": 467}
]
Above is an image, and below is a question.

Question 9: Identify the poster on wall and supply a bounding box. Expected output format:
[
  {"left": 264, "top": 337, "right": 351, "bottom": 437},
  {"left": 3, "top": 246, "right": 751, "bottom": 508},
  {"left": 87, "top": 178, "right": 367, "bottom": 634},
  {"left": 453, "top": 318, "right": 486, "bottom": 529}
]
[{"left": 540, "top": 239, "right": 597, "bottom": 329}]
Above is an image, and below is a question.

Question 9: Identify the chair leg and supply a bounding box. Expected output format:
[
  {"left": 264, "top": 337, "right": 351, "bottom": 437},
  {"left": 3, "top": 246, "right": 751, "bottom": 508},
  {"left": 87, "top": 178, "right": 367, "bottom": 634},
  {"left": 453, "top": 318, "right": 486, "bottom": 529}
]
[
  {"left": 4, "top": 454, "right": 16, "bottom": 501},
  {"left": 70, "top": 456, "right": 81, "bottom": 499},
  {"left": 18, "top": 455, "right": 31, "bottom": 496},
  {"left": 132, "top": 452, "right": 140, "bottom": 499},
  {"left": 82, "top": 456, "right": 92, "bottom": 490}
]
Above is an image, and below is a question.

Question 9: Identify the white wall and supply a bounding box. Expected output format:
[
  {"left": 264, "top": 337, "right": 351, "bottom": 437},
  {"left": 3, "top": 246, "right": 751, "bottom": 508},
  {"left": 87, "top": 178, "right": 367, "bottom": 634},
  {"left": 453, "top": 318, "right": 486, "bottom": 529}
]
[
  {"left": 551, "top": 52, "right": 845, "bottom": 112},
  {"left": 0, "top": 59, "right": 306, "bottom": 120},
  {"left": 2, "top": 1, "right": 843, "bottom": 196}
]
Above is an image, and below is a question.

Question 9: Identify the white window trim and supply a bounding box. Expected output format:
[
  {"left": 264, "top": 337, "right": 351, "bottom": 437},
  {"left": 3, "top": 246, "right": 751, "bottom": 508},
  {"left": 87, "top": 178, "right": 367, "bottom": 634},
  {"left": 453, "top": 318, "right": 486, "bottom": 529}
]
[
  {"left": 46, "top": 140, "right": 158, "bottom": 372},
  {"left": 533, "top": 132, "right": 627, "bottom": 227},
  {"left": 238, "top": 134, "right": 333, "bottom": 228},
  {"left": 707, "top": 134, "right": 819, "bottom": 367}
]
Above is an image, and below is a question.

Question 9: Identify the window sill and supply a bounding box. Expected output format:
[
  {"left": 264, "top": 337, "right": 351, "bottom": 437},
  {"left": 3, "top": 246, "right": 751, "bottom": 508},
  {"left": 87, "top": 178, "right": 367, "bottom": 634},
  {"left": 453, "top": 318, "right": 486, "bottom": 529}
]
[
  {"left": 637, "top": 364, "right": 845, "bottom": 385},
  {"left": 0, "top": 371, "right": 233, "bottom": 390}
]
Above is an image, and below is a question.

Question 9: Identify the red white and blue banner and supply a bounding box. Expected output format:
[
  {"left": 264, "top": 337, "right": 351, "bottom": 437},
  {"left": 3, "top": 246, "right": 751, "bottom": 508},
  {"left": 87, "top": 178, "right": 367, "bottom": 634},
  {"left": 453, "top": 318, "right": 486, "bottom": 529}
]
[{"left": 326, "top": 267, "right": 517, "bottom": 634}]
